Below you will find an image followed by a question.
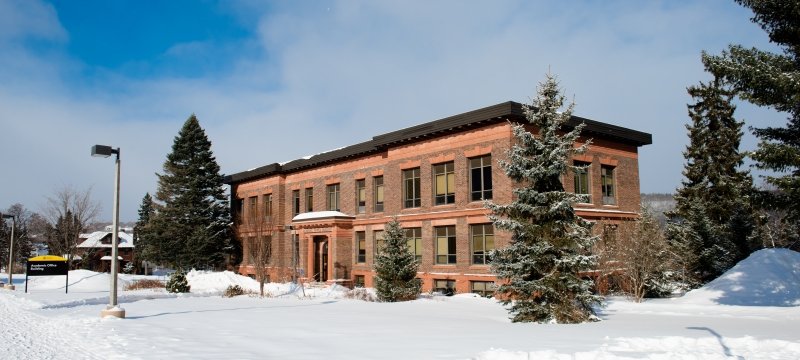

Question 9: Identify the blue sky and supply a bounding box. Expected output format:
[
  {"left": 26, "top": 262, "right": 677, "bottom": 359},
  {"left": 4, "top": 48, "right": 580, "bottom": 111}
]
[{"left": 0, "top": 0, "right": 785, "bottom": 222}]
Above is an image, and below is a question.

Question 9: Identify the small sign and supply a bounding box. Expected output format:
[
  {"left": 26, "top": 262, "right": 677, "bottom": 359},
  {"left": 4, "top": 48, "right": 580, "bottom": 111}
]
[
  {"left": 27, "top": 261, "right": 68, "bottom": 276},
  {"left": 25, "top": 255, "right": 69, "bottom": 293}
]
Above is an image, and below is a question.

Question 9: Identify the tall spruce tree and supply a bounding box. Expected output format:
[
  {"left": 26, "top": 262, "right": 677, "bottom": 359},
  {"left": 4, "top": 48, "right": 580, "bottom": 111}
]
[
  {"left": 374, "top": 219, "right": 421, "bottom": 302},
  {"left": 151, "top": 115, "right": 231, "bottom": 269},
  {"left": 667, "top": 80, "right": 760, "bottom": 285},
  {"left": 702, "top": 0, "right": 800, "bottom": 237},
  {"left": 486, "top": 73, "right": 600, "bottom": 323}
]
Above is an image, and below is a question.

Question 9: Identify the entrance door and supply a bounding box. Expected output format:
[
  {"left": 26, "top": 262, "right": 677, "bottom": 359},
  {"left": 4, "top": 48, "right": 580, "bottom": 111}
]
[{"left": 313, "top": 236, "right": 328, "bottom": 282}]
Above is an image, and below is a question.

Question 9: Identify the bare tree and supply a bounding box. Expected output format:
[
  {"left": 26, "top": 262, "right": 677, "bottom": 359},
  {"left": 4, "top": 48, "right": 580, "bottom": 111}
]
[
  {"left": 594, "top": 206, "right": 679, "bottom": 302},
  {"left": 40, "top": 185, "right": 102, "bottom": 262},
  {"left": 240, "top": 197, "right": 274, "bottom": 296}
]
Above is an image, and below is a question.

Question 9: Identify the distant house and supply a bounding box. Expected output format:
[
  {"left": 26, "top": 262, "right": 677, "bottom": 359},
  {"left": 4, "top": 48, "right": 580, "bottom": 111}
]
[{"left": 76, "top": 227, "right": 134, "bottom": 272}]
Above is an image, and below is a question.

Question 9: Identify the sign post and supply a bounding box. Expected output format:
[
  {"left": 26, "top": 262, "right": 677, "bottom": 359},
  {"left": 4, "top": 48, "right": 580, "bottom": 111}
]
[{"left": 25, "top": 255, "right": 69, "bottom": 293}]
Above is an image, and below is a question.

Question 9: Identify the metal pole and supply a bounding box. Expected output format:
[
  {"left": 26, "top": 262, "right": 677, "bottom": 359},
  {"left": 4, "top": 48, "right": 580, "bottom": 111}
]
[
  {"left": 5, "top": 216, "right": 15, "bottom": 290},
  {"left": 100, "top": 148, "right": 125, "bottom": 318},
  {"left": 110, "top": 151, "right": 120, "bottom": 307}
]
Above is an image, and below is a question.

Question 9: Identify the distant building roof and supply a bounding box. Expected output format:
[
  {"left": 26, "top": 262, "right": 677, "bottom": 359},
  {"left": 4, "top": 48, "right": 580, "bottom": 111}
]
[
  {"left": 224, "top": 101, "right": 652, "bottom": 185},
  {"left": 77, "top": 231, "right": 134, "bottom": 248}
]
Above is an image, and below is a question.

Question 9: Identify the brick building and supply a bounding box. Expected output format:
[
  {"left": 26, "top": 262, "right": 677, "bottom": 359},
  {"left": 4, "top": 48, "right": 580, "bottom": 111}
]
[{"left": 224, "top": 101, "right": 652, "bottom": 294}]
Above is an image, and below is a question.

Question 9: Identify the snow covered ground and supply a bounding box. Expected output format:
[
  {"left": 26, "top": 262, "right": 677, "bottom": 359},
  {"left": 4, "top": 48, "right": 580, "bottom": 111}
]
[{"left": 1, "top": 248, "right": 799, "bottom": 359}]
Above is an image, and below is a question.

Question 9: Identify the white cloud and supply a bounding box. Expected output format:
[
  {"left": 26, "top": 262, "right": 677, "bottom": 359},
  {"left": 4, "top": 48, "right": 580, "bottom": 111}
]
[{"left": 0, "top": 0, "right": 787, "bottom": 221}]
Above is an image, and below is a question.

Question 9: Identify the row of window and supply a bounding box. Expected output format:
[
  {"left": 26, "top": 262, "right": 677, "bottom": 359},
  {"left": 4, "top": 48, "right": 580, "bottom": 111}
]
[
  {"left": 355, "top": 224, "right": 495, "bottom": 265},
  {"left": 573, "top": 162, "right": 616, "bottom": 205},
  {"left": 286, "top": 155, "right": 493, "bottom": 216},
  {"left": 237, "top": 156, "right": 616, "bottom": 224}
]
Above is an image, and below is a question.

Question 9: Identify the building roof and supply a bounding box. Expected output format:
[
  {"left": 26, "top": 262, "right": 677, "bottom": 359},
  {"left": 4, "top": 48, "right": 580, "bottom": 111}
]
[
  {"left": 77, "top": 231, "right": 134, "bottom": 248},
  {"left": 225, "top": 101, "right": 653, "bottom": 185}
]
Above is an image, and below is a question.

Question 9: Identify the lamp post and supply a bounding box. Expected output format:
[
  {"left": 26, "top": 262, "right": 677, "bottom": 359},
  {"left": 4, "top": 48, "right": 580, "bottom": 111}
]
[
  {"left": 91, "top": 145, "right": 125, "bottom": 319},
  {"left": 1, "top": 213, "right": 15, "bottom": 290}
]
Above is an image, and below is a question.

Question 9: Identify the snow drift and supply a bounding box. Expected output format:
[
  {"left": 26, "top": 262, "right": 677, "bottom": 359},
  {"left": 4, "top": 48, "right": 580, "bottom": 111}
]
[{"left": 680, "top": 248, "right": 800, "bottom": 306}]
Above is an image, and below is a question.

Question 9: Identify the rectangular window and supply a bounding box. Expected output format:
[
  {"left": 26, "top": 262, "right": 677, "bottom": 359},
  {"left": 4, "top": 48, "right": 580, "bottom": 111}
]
[
  {"left": 403, "top": 168, "right": 421, "bottom": 208},
  {"left": 374, "top": 230, "right": 385, "bottom": 255},
  {"left": 434, "top": 162, "right": 455, "bottom": 205},
  {"left": 354, "top": 275, "right": 365, "bottom": 288},
  {"left": 405, "top": 228, "right": 422, "bottom": 262},
  {"left": 470, "top": 155, "right": 493, "bottom": 201},
  {"left": 356, "top": 179, "right": 366, "bottom": 214},
  {"left": 248, "top": 196, "right": 258, "bottom": 225},
  {"left": 574, "top": 161, "right": 591, "bottom": 203},
  {"left": 434, "top": 279, "right": 456, "bottom": 295},
  {"left": 374, "top": 176, "right": 384, "bottom": 212},
  {"left": 327, "top": 184, "right": 340, "bottom": 211},
  {"left": 263, "top": 194, "right": 272, "bottom": 222},
  {"left": 292, "top": 190, "right": 300, "bottom": 216},
  {"left": 471, "top": 224, "right": 494, "bottom": 265},
  {"left": 232, "top": 198, "right": 244, "bottom": 224},
  {"left": 356, "top": 231, "right": 366, "bottom": 263},
  {"left": 471, "top": 281, "right": 497, "bottom": 298},
  {"left": 435, "top": 226, "right": 457, "bottom": 264},
  {"left": 305, "top": 188, "right": 314, "bottom": 212},
  {"left": 601, "top": 165, "right": 616, "bottom": 205}
]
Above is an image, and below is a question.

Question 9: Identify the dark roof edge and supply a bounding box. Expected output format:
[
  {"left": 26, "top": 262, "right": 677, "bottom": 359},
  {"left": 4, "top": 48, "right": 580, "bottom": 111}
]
[{"left": 224, "top": 101, "right": 652, "bottom": 185}]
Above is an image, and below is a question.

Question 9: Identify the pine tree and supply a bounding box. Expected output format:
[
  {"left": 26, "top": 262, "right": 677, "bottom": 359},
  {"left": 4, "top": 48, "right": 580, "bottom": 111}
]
[
  {"left": 486, "top": 73, "right": 600, "bottom": 323},
  {"left": 374, "top": 219, "right": 421, "bottom": 302},
  {"left": 151, "top": 115, "right": 232, "bottom": 269},
  {"left": 45, "top": 210, "right": 82, "bottom": 260},
  {"left": 166, "top": 268, "right": 191, "bottom": 293},
  {"left": 666, "top": 80, "right": 760, "bottom": 285},
  {"left": 134, "top": 193, "right": 160, "bottom": 267},
  {"left": 702, "top": 0, "right": 800, "bottom": 235}
]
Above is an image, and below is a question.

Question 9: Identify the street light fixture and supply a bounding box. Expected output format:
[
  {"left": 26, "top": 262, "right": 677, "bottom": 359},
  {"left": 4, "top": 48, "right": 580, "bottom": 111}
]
[
  {"left": 91, "top": 144, "right": 126, "bottom": 319},
  {"left": 1, "top": 213, "right": 15, "bottom": 290}
]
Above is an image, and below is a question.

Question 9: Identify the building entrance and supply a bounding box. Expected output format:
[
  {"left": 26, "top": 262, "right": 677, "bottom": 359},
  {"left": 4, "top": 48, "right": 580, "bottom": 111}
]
[{"left": 313, "top": 236, "right": 328, "bottom": 282}]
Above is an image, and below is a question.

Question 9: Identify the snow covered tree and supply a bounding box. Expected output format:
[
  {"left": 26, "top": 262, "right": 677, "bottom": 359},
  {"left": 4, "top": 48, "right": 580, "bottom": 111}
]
[
  {"left": 374, "top": 218, "right": 421, "bottom": 302},
  {"left": 150, "top": 115, "right": 232, "bottom": 270},
  {"left": 166, "top": 268, "right": 191, "bottom": 293},
  {"left": 486, "top": 73, "right": 600, "bottom": 323},
  {"left": 702, "top": 0, "right": 800, "bottom": 238},
  {"left": 666, "top": 80, "right": 761, "bottom": 286}
]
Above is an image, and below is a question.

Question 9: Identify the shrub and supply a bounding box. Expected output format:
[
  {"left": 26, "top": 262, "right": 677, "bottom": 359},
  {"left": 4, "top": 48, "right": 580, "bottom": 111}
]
[
  {"left": 224, "top": 285, "right": 245, "bottom": 298},
  {"left": 166, "top": 268, "right": 191, "bottom": 293},
  {"left": 344, "top": 287, "right": 377, "bottom": 302},
  {"left": 125, "top": 279, "right": 165, "bottom": 291}
]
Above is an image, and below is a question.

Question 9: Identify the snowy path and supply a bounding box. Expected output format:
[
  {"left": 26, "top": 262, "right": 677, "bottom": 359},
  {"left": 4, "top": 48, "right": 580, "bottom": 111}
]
[{"left": 0, "top": 292, "right": 106, "bottom": 360}]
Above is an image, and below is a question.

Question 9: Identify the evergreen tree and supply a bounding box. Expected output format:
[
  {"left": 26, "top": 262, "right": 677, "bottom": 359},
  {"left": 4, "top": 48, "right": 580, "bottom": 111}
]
[
  {"left": 134, "top": 193, "right": 160, "bottom": 267},
  {"left": 45, "top": 209, "right": 82, "bottom": 260},
  {"left": 486, "top": 73, "right": 600, "bottom": 323},
  {"left": 374, "top": 219, "right": 421, "bottom": 302},
  {"left": 666, "top": 80, "right": 760, "bottom": 285},
  {"left": 702, "top": 0, "right": 800, "bottom": 233},
  {"left": 166, "top": 268, "right": 191, "bottom": 293},
  {"left": 151, "top": 115, "right": 232, "bottom": 269}
]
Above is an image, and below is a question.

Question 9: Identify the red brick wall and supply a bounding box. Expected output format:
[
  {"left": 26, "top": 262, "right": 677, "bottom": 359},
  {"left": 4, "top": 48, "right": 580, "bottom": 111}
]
[{"left": 233, "top": 121, "right": 644, "bottom": 293}]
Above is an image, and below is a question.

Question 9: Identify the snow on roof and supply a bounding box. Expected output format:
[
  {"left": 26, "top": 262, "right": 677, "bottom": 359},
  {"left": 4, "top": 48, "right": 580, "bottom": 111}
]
[
  {"left": 77, "top": 231, "right": 134, "bottom": 248},
  {"left": 679, "top": 248, "right": 800, "bottom": 306},
  {"left": 292, "top": 211, "right": 354, "bottom": 221}
]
